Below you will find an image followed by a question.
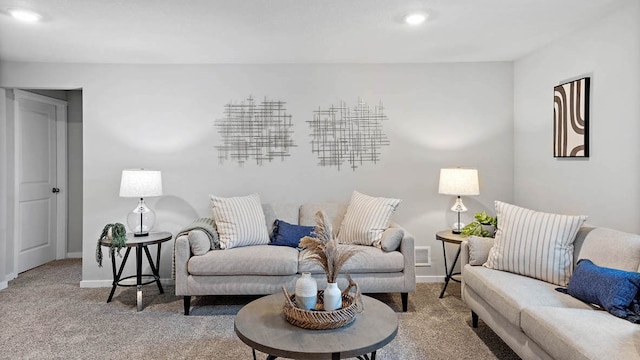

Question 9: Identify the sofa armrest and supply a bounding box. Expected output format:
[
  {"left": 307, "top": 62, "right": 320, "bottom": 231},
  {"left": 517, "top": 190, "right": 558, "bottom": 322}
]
[
  {"left": 174, "top": 233, "right": 190, "bottom": 296},
  {"left": 461, "top": 240, "right": 470, "bottom": 268},
  {"left": 394, "top": 224, "right": 416, "bottom": 292}
]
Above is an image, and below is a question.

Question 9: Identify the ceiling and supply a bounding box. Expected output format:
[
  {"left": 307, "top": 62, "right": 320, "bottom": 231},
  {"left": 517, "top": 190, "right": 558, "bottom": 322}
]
[{"left": 0, "top": 0, "right": 631, "bottom": 64}]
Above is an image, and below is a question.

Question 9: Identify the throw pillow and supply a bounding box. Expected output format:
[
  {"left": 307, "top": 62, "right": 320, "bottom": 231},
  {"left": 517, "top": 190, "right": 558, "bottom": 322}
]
[
  {"left": 566, "top": 259, "right": 640, "bottom": 321},
  {"left": 188, "top": 230, "right": 211, "bottom": 256},
  {"left": 484, "top": 201, "right": 587, "bottom": 286},
  {"left": 210, "top": 193, "right": 270, "bottom": 249},
  {"left": 380, "top": 227, "right": 404, "bottom": 252},
  {"left": 337, "top": 191, "right": 401, "bottom": 246},
  {"left": 467, "top": 236, "right": 494, "bottom": 266},
  {"left": 270, "top": 219, "right": 315, "bottom": 248}
]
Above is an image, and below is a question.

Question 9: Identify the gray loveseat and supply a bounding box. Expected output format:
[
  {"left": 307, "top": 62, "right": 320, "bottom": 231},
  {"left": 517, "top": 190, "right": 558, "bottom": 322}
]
[
  {"left": 175, "top": 202, "right": 416, "bottom": 315},
  {"left": 461, "top": 226, "right": 640, "bottom": 360}
]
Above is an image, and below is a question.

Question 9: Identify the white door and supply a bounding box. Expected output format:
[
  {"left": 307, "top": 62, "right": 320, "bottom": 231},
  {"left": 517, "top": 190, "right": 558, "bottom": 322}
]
[{"left": 14, "top": 90, "right": 67, "bottom": 273}]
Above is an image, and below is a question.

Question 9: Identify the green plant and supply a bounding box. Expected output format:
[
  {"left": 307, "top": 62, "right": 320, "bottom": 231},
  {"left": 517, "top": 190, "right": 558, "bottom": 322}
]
[
  {"left": 95, "top": 223, "right": 127, "bottom": 267},
  {"left": 461, "top": 212, "right": 497, "bottom": 238}
]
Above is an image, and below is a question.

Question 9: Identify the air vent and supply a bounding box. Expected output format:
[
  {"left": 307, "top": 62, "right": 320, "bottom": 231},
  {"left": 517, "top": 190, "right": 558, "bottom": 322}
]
[{"left": 415, "top": 246, "right": 431, "bottom": 267}]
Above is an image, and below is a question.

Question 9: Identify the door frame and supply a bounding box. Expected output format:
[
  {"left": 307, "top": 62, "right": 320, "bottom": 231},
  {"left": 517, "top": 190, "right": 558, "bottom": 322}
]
[{"left": 12, "top": 89, "right": 68, "bottom": 273}]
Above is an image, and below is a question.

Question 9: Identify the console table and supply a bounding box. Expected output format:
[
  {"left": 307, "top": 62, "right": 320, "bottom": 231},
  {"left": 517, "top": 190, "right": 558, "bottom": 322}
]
[{"left": 100, "top": 231, "right": 172, "bottom": 311}]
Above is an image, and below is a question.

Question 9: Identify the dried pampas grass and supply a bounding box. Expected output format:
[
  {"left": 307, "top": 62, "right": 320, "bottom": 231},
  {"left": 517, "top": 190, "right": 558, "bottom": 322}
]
[{"left": 299, "top": 211, "right": 360, "bottom": 283}]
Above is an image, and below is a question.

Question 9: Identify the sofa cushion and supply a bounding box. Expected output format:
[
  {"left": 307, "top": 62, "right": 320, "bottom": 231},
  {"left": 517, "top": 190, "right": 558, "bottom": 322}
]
[
  {"left": 463, "top": 265, "right": 593, "bottom": 327},
  {"left": 188, "top": 245, "right": 299, "bottom": 276},
  {"left": 484, "top": 201, "right": 587, "bottom": 286},
  {"left": 337, "top": 191, "right": 401, "bottom": 247},
  {"left": 298, "top": 245, "right": 404, "bottom": 274},
  {"left": 567, "top": 259, "right": 640, "bottom": 321},
  {"left": 299, "top": 203, "right": 348, "bottom": 236},
  {"left": 262, "top": 203, "right": 300, "bottom": 234},
  {"left": 210, "top": 193, "right": 270, "bottom": 249},
  {"left": 574, "top": 226, "right": 640, "bottom": 272},
  {"left": 521, "top": 306, "right": 640, "bottom": 360},
  {"left": 270, "top": 219, "right": 314, "bottom": 248}
]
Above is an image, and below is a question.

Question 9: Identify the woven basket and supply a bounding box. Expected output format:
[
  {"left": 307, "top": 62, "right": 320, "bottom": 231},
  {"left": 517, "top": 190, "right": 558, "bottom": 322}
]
[{"left": 281, "top": 277, "right": 363, "bottom": 330}]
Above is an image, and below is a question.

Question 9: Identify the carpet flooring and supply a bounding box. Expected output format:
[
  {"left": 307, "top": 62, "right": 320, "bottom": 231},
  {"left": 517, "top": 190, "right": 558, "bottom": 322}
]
[{"left": 0, "top": 259, "right": 520, "bottom": 359}]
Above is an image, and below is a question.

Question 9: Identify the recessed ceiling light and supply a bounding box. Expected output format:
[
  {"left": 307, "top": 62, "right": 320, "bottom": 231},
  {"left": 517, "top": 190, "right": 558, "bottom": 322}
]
[
  {"left": 9, "top": 8, "right": 42, "bottom": 23},
  {"left": 404, "top": 13, "right": 427, "bottom": 26}
]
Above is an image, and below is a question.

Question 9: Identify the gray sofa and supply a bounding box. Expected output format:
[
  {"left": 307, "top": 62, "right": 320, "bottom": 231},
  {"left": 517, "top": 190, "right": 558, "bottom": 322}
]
[
  {"left": 461, "top": 226, "right": 640, "bottom": 360},
  {"left": 175, "top": 202, "right": 416, "bottom": 315}
]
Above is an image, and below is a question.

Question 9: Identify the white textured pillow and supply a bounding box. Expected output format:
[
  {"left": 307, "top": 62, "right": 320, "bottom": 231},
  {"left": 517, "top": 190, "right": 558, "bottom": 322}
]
[
  {"left": 380, "top": 227, "right": 404, "bottom": 252},
  {"left": 467, "top": 236, "right": 494, "bottom": 266},
  {"left": 210, "top": 193, "right": 270, "bottom": 249},
  {"left": 337, "top": 191, "right": 401, "bottom": 246},
  {"left": 484, "top": 201, "right": 587, "bottom": 286},
  {"left": 188, "top": 230, "right": 211, "bottom": 256}
]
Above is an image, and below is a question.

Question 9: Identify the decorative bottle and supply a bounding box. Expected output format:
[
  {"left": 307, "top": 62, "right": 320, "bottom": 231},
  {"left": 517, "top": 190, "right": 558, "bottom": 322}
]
[
  {"left": 323, "top": 282, "right": 342, "bottom": 311},
  {"left": 295, "top": 272, "right": 317, "bottom": 310}
]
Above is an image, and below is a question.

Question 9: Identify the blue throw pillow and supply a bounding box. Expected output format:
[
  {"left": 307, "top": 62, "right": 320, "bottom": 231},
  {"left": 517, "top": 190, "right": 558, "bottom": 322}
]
[
  {"left": 269, "top": 219, "right": 315, "bottom": 248},
  {"left": 567, "top": 259, "right": 640, "bottom": 320}
]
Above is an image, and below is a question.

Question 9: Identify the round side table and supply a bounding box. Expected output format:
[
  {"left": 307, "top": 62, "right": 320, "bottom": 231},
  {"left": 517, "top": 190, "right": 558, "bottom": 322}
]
[
  {"left": 436, "top": 230, "right": 465, "bottom": 298},
  {"left": 100, "top": 231, "right": 172, "bottom": 311}
]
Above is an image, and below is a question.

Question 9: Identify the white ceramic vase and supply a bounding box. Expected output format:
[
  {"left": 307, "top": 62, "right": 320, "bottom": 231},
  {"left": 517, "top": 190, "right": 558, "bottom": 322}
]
[
  {"left": 323, "top": 282, "right": 342, "bottom": 311},
  {"left": 295, "top": 272, "right": 317, "bottom": 310}
]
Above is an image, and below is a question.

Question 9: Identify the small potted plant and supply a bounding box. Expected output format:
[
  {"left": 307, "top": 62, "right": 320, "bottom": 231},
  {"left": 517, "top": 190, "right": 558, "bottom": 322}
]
[
  {"left": 95, "top": 223, "right": 127, "bottom": 267},
  {"left": 461, "top": 212, "right": 497, "bottom": 238}
]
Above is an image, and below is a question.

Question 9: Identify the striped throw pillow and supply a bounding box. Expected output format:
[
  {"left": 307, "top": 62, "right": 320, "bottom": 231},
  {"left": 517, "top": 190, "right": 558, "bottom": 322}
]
[
  {"left": 337, "top": 191, "right": 401, "bottom": 247},
  {"left": 210, "top": 193, "right": 270, "bottom": 249},
  {"left": 484, "top": 201, "right": 587, "bottom": 286}
]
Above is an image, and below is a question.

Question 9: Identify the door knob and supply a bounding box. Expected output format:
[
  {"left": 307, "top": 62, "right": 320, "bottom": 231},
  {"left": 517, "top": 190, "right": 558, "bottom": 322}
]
[{"left": 52, "top": 187, "right": 60, "bottom": 193}]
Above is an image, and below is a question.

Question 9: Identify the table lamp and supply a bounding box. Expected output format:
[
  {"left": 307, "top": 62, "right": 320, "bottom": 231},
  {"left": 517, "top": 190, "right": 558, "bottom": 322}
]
[
  {"left": 119, "top": 169, "right": 163, "bottom": 237},
  {"left": 438, "top": 168, "right": 480, "bottom": 234}
]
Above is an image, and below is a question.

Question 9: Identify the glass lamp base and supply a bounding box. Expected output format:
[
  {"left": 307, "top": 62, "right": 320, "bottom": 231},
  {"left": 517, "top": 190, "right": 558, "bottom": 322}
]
[
  {"left": 127, "top": 198, "right": 155, "bottom": 237},
  {"left": 451, "top": 222, "right": 465, "bottom": 234}
]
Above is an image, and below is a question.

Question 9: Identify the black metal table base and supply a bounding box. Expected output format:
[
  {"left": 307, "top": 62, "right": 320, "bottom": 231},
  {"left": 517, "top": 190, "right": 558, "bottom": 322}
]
[
  {"left": 106, "top": 243, "right": 164, "bottom": 311},
  {"left": 439, "top": 241, "right": 462, "bottom": 298},
  {"left": 253, "top": 349, "right": 377, "bottom": 360}
]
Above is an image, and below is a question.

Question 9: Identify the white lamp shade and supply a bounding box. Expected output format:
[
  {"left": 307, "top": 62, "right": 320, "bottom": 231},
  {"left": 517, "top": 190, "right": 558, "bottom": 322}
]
[
  {"left": 438, "top": 168, "right": 480, "bottom": 196},
  {"left": 119, "top": 169, "right": 163, "bottom": 198}
]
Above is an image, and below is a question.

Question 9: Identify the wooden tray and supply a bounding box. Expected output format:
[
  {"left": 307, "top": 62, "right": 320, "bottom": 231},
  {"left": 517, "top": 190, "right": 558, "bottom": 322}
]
[{"left": 281, "top": 278, "right": 363, "bottom": 330}]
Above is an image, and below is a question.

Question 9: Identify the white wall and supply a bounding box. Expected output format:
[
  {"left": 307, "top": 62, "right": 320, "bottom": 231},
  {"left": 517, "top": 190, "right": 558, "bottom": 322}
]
[
  {"left": 67, "top": 90, "right": 83, "bottom": 256},
  {"left": 0, "top": 89, "right": 7, "bottom": 289},
  {"left": 514, "top": 0, "right": 640, "bottom": 233},
  {"left": 3, "top": 90, "right": 16, "bottom": 283},
  {"left": 0, "top": 62, "right": 514, "bottom": 285}
]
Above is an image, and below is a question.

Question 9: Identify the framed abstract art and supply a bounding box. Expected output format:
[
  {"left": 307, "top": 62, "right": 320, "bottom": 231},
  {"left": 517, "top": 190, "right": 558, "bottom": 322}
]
[{"left": 553, "top": 77, "right": 590, "bottom": 158}]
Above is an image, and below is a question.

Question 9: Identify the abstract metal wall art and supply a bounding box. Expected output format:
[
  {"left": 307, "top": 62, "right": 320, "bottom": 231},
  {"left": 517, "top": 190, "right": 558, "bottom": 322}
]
[
  {"left": 215, "top": 96, "right": 295, "bottom": 166},
  {"left": 308, "top": 99, "right": 390, "bottom": 171},
  {"left": 553, "top": 77, "right": 590, "bottom": 158}
]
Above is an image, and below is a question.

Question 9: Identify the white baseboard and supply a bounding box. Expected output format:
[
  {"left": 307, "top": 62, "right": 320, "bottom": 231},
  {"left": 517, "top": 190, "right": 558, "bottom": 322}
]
[
  {"left": 66, "top": 252, "right": 82, "bottom": 258},
  {"left": 80, "top": 278, "right": 175, "bottom": 288},
  {"left": 416, "top": 275, "right": 445, "bottom": 283},
  {"left": 7, "top": 272, "right": 16, "bottom": 281},
  {"left": 0, "top": 280, "right": 7, "bottom": 291},
  {"left": 80, "top": 280, "right": 112, "bottom": 288}
]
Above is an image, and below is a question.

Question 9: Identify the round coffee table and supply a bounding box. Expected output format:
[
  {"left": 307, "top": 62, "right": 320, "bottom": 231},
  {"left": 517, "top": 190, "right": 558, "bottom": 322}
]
[{"left": 234, "top": 293, "right": 398, "bottom": 360}]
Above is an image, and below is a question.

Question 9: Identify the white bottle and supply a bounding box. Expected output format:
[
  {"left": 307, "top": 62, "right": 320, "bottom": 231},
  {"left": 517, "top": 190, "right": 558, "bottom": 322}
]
[
  {"left": 295, "top": 272, "right": 317, "bottom": 310},
  {"left": 323, "top": 282, "right": 342, "bottom": 311}
]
